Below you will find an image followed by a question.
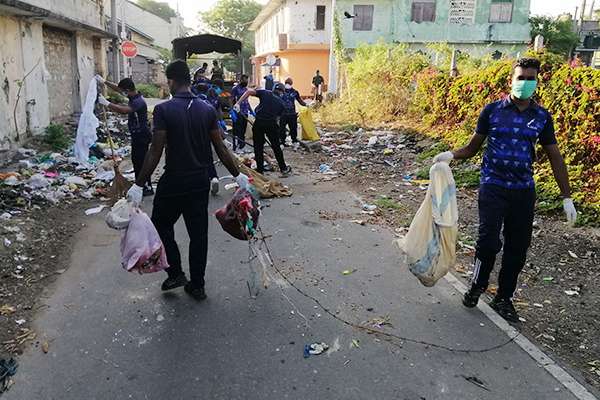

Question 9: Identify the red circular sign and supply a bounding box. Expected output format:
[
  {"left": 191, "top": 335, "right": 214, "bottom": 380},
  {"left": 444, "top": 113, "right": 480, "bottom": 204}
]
[{"left": 121, "top": 41, "right": 138, "bottom": 58}]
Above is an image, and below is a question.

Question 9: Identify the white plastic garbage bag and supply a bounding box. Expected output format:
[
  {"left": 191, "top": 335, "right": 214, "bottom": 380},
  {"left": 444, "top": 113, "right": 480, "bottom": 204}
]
[
  {"left": 105, "top": 199, "right": 131, "bottom": 230},
  {"left": 74, "top": 78, "right": 99, "bottom": 164},
  {"left": 397, "top": 162, "right": 458, "bottom": 287}
]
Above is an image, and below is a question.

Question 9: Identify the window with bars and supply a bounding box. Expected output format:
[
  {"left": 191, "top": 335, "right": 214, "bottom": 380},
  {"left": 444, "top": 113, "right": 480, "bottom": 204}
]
[
  {"left": 449, "top": 0, "right": 476, "bottom": 24},
  {"left": 316, "top": 5, "right": 326, "bottom": 30},
  {"left": 411, "top": 0, "right": 436, "bottom": 23},
  {"left": 489, "top": 0, "right": 513, "bottom": 23},
  {"left": 353, "top": 5, "right": 374, "bottom": 31}
]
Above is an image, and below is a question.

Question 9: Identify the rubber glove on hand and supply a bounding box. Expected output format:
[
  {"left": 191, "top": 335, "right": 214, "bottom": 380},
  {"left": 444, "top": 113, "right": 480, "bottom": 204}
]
[
  {"left": 94, "top": 74, "right": 105, "bottom": 84},
  {"left": 233, "top": 104, "right": 241, "bottom": 113},
  {"left": 562, "top": 198, "right": 577, "bottom": 225},
  {"left": 98, "top": 95, "right": 110, "bottom": 107},
  {"left": 235, "top": 173, "right": 250, "bottom": 190},
  {"left": 433, "top": 151, "right": 454, "bottom": 164},
  {"left": 127, "top": 184, "right": 144, "bottom": 207}
]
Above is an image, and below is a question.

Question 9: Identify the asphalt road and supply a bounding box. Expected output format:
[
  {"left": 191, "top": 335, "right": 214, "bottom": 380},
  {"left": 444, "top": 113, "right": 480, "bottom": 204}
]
[{"left": 4, "top": 170, "right": 584, "bottom": 400}]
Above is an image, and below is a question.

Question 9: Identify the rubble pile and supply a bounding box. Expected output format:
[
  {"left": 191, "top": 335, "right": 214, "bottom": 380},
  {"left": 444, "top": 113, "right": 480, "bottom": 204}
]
[{"left": 0, "top": 114, "right": 132, "bottom": 211}]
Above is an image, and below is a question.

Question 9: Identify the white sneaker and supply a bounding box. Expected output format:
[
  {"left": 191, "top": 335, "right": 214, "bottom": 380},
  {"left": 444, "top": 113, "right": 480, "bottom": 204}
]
[
  {"left": 210, "top": 177, "right": 219, "bottom": 195},
  {"left": 293, "top": 142, "right": 300, "bottom": 151}
]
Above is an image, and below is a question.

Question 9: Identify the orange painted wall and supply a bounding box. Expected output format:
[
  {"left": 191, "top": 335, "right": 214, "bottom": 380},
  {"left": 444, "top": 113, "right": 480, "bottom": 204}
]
[{"left": 278, "top": 50, "right": 329, "bottom": 97}]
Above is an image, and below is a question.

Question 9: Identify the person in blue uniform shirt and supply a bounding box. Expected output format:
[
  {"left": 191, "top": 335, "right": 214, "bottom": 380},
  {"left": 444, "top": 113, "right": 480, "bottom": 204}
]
[
  {"left": 279, "top": 77, "right": 307, "bottom": 149},
  {"left": 96, "top": 76, "right": 153, "bottom": 196},
  {"left": 126, "top": 60, "right": 249, "bottom": 301},
  {"left": 231, "top": 74, "right": 251, "bottom": 153},
  {"left": 433, "top": 58, "right": 577, "bottom": 322},
  {"left": 233, "top": 83, "right": 291, "bottom": 176}
]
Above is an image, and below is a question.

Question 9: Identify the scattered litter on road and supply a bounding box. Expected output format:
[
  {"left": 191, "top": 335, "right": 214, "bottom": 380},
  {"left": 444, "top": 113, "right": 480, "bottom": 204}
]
[
  {"left": 15, "top": 319, "right": 26, "bottom": 326},
  {"left": 362, "top": 203, "right": 377, "bottom": 212},
  {"left": 568, "top": 250, "right": 578, "bottom": 259},
  {"left": 351, "top": 339, "right": 360, "bottom": 348},
  {"left": 0, "top": 305, "right": 16, "bottom": 316},
  {"left": 564, "top": 289, "right": 580, "bottom": 296},
  {"left": 85, "top": 205, "right": 106, "bottom": 216},
  {"left": 41, "top": 341, "right": 49, "bottom": 354},
  {"left": 461, "top": 375, "right": 490, "bottom": 391},
  {"left": 304, "top": 342, "right": 329, "bottom": 358},
  {"left": 342, "top": 269, "right": 356, "bottom": 276}
]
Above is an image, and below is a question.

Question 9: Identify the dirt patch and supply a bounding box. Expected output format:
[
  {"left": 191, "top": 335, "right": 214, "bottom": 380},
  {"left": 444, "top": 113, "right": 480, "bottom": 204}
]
[
  {"left": 286, "top": 127, "right": 600, "bottom": 390},
  {"left": 0, "top": 195, "right": 90, "bottom": 359}
]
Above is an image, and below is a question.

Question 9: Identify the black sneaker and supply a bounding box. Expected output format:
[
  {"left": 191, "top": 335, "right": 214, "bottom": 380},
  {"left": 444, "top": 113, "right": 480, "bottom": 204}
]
[
  {"left": 280, "top": 166, "right": 292, "bottom": 177},
  {"left": 184, "top": 282, "right": 207, "bottom": 301},
  {"left": 161, "top": 274, "right": 187, "bottom": 291},
  {"left": 490, "top": 297, "right": 520, "bottom": 323},
  {"left": 462, "top": 286, "right": 486, "bottom": 308}
]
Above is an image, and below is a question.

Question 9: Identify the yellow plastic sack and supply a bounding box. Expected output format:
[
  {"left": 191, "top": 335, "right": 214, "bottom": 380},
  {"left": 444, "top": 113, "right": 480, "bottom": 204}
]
[
  {"left": 396, "top": 162, "right": 458, "bottom": 287},
  {"left": 298, "top": 106, "right": 319, "bottom": 141}
]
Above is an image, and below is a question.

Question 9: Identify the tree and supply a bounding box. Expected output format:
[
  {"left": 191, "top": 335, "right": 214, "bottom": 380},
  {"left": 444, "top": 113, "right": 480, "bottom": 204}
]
[
  {"left": 529, "top": 16, "right": 580, "bottom": 58},
  {"left": 136, "top": 0, "right": 177, "bottom": 21},
  {"left": 199, "top": 0, "right": 262, "bottom": 72}
]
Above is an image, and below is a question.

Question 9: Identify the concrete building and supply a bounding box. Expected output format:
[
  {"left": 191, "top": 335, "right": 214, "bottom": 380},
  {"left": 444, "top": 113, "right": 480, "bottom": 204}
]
[
  {"left": 576, "top": 19, "right": 600, "bottom": 68},
  {"left": 0, "top": 0, "right": 114, "bottom": 149},
  {"left": 250, "top": 0, "right": 332, "bottom": 97},
  {"left": 329, "top": 0, "right": 531, "bottom": 93},
  {"left": 334, "top": 0, "right": 531, "bottom": 57},
  {"left": 105, "top": 1, "right": 186, "bottom": 84}
]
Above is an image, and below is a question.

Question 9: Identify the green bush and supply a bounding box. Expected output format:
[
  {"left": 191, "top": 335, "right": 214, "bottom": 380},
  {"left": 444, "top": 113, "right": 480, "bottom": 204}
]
[
  {"left": 44, "top": 123, "right": 70, "bottom": 151},
  {"left": 107, "top": 92, "right": 126, "bottom": 104},
  {"left": 137, "top": 83, "right": 161, "bottom": 98}
]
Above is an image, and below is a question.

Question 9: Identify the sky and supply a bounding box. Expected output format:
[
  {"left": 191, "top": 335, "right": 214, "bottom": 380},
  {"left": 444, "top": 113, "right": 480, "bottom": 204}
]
[{"left": 165, "top": 0, "right": 596, "bottom": 31}]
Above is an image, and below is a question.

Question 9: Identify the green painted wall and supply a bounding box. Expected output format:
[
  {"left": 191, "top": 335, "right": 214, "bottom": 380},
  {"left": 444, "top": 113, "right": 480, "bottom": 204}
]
[{"left": 336, "top": 0, "right": 531, "bottom": 54}]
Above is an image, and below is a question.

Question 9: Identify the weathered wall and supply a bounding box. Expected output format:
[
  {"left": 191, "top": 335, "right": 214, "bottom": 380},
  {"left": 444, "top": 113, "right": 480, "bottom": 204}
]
[
  {"left": 0, "top": 12, "right": 105, "bottom": 148},
  {"left": 104, "top": 1, "right": 185, "bottom": 50},
  {"left": 287, "top": 0, "right": 331, "bottom": 46},
  {"left": 0, "top": 16, "right": 50, "bottom": 149},
  {"left": 255, "top": 0, "right": 331, "bottom": 56},
  {"left": 27, "top": 0, "right": 104, "bottom": 29}
]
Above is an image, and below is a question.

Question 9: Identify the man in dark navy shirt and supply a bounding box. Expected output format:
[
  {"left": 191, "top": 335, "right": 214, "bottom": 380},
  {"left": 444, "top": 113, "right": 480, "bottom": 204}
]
[
  {"left": 231, "top": 74, "right": 251, "bottom": 152},
  {"left": 433, "top": 58, "right": 577, "bottom": 322},
  {"left": 233, "top": 83, "right": 292, "bottom": 176},
  {"left": 96, "top": 77, "right": 153, "bottom": 195},
  {"left": 280, "top": 77, "right": 307, "bottom": 148},
  {"left": 127, "top": 60, "right": 249, "bottom": 301}
]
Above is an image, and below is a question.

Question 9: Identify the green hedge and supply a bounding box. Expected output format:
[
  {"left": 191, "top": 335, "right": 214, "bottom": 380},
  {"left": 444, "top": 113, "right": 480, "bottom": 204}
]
[{"left": 136, "top": 83, "right": 161, "bottom": 99}]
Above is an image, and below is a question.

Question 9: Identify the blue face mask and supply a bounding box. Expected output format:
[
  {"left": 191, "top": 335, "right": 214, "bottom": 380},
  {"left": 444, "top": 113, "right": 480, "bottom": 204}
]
[{"left": 512, "top": 79, "right": 537, "bottom": 100}]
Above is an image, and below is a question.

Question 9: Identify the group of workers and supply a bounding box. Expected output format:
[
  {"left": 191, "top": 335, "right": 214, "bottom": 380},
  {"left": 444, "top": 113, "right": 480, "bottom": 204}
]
[
  {"left": 94, "top": 57, "right": 578, "bottom": 325},
  {"left": 94, "top": 59, "right": 309, "bottom": 300}
]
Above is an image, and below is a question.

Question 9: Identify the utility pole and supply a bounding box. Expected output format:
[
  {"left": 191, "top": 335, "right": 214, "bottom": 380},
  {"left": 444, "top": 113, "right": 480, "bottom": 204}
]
[
  {"left": 121, "top": 0, "right": 127, "bottom": 78},
  {"left": 110, "top": 0, "right": 120, "bottom": 81},
  {"left": 327, "top": 0, "right": 337, "bottom": 96}
]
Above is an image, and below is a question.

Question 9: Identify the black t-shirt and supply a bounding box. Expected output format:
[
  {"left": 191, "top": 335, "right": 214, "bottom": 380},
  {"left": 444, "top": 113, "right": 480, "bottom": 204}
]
[
  {"left": 152, "top": 91, "right": 218, "bottom": 197},
  {"left": 254, "top": 89, "right": 285, "bottom": 121}
]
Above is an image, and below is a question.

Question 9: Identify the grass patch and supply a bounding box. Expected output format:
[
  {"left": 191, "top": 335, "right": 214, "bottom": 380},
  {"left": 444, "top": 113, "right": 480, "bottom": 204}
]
[
  {"left": 417, "top": 142, "right": 449, "bottom": 162},
  {"left": 137, "top": 83, "right": 161, "bottom": 98},
  {"left": 43, "top": 123, "right": 70, "bottom": 151},
  {"left": 375, "top": 197, "right": 404, "bottom": 210},
  {"left": 453, "top": 167, "right": 480, "bottom": 187}
]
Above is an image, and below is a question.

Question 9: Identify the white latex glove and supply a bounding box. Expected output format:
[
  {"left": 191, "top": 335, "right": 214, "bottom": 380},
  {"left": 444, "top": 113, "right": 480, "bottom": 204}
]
[
  {"left": 127, "top": 184, "right": 143, "bottom": 207},
  {"left": 235, "top": 173, "right": 250, "bottom": 190},
  {"left": 94, "top": 74, "right": 105, "bottom": 84},
  {"left": 98, "top": 95, "right": 110, "bottom": 107},
  {"left": 233, "top": 104, "right": 241, "bottom": 113},
  {"left": 562, "top": 198, "right": 577, "bottom": 225},
  {"left": 433, "top": 151, "right": 454, "bottom": 164}
]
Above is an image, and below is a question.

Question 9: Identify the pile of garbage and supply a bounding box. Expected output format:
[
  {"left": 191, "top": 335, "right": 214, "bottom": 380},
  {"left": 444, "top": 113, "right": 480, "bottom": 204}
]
[{"left": 0, "top": 115, "right": 132, "bottom": 210}]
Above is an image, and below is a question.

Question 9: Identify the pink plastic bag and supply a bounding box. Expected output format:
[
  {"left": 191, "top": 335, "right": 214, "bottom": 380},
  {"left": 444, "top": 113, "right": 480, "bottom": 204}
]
[{"left": 120, "top": 209, "right": 169, "bottom": 274}]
